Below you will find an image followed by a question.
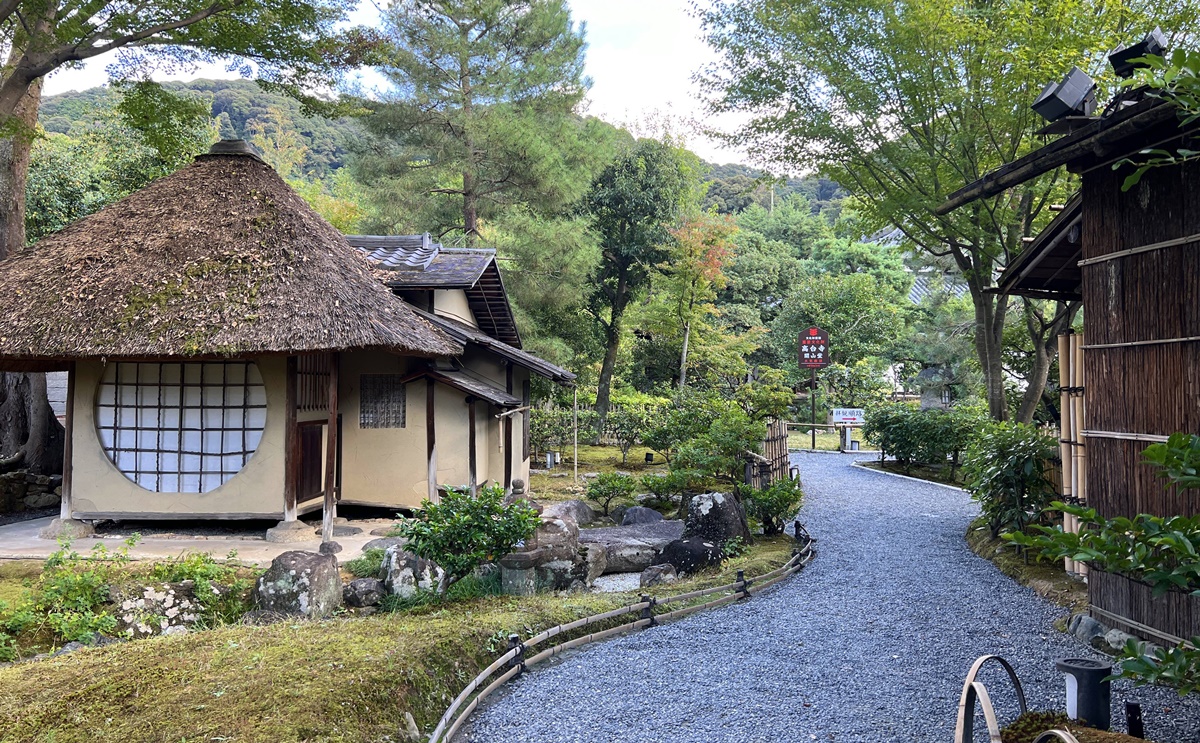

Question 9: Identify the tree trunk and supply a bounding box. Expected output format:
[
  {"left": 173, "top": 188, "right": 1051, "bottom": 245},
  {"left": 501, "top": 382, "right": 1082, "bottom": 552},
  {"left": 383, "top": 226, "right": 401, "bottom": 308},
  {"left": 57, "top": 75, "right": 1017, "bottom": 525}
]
[
  {"left": 0, "top": 371, "right": 64, "bottom": 475},
  {"left": 595, "top": 319, "right": 621, "bottom": 441},
  {"left": 678, "top": 318, "right": 692, "bottom": 389},
  {"left": 0, "top": 70, "right": 40, "bottom": 258},
  {"left": 967, "top": 284, "right": 1008, "bottom": 421},
  {"left": 1015, "top": 299, "right": 1079, "bottom": 424}
]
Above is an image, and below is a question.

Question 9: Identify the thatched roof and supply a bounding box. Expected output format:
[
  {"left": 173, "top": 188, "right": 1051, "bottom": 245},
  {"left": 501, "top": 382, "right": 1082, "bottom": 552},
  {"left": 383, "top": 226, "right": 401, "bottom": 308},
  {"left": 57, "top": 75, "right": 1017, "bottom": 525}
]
[{"left": 0, "top": 143, "right": 462, "bottom": 370}]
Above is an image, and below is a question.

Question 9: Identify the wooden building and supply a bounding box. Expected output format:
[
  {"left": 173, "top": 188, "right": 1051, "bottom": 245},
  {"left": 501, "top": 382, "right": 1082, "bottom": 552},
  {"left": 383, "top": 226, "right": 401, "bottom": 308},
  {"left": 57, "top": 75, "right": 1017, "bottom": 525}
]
[
  {"left": 0, "top": 141, "right": 573, "bottom": 539},
  {"left": 940, "top": 90, "right": 1200, "bottom": 644}
]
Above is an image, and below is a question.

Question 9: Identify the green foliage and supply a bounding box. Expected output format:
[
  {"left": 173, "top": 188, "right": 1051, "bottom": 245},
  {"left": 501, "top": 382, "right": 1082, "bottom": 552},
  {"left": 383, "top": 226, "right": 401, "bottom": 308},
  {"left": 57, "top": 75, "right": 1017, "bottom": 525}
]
[
  {"left": 608, "top": 404, "right": 657, "bottom": 464},
  {"left": 745, "top": 479, "right": 805, "bottom": 536},
  {"left": 963, "top": 423, "right": 1059, "bottom": 537},
  {"left": 1143, "top": 433, "right": 1200, "bottom": 490},
  {"left": 344, "top": 548, "right": 387, "bottom": 580},
  {"left": 1117, "top": 637, "right": 1200, "bottom": 696},
  {"left": 863, "top": 403, "right": 983, "bottom": 472},
  {"left": 673, "top": 406, "right": 764, "bottom": 485},
  {"left": 145, "top": 550, "right": 254, "bottom": 627},
  {"left": 586, "top": 473, "right": 638, "bottom": 516},
  {"left": 642, "top": 390, "right": 727, "bottom": 463},
  {"left": 1119, "top": 50, "right": 1200, "bottom": 190},
  {"left": 721, "top": 536, "right": 749, "bottom": 559},
  {"left": 392, "top": 484, "right": 539, "bottom": 593},
  {"left": 1008, "top": 505, "right": 1200, "bottom": 598},
  {"left": 378, "top": 568, "right": 505, "bottom": 613}
]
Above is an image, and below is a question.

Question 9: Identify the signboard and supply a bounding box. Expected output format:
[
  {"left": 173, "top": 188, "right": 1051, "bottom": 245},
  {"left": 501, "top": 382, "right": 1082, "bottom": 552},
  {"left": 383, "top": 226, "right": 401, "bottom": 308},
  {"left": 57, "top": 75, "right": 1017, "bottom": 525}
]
[
  {"left": 831, "top": 408, "right": 865, "bottom": 424},
  {"left": 798, "top": 326, "right": 830, "bottom": 369}
]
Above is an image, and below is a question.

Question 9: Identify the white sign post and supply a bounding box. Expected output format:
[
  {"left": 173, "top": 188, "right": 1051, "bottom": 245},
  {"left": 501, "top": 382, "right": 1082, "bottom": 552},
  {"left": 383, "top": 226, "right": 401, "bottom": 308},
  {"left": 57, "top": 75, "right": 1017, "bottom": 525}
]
[{"left": 831, "top": 408, "right": 865, "bottom": 424}]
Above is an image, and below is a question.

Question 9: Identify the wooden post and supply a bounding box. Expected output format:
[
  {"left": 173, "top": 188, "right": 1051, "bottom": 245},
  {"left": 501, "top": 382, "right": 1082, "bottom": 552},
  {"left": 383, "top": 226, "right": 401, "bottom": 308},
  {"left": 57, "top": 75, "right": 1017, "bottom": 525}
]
[
  {"left": 284, "top": 356, "right": 298, "bottom": 522},
  {"left": 427, "top": 379, "right": 437, "bottom": 501},
  {"left": 467, "top": 397, "right": 477, "bottom": 496},
  {"left": 504, "top": 364, "right": 513, "bottom": 491},
  {"left": 810, "top": 369, "right": 817, "bottom": 450},
  {"left": 573, "top": 386, "right": 579, "bottom": 483},
  {"left": 321, "top": 353, "right": 339, "bottom": 543},
  {"left": 60, "top": 363, "right": 76, "bottom": 521}
]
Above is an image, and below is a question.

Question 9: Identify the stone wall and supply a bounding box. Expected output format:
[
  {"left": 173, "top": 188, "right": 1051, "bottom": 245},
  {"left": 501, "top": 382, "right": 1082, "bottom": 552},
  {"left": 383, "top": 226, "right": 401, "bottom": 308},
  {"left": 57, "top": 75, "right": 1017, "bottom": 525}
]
[{"left": 0, "top": 471, "right": 62, "bottom": 514}]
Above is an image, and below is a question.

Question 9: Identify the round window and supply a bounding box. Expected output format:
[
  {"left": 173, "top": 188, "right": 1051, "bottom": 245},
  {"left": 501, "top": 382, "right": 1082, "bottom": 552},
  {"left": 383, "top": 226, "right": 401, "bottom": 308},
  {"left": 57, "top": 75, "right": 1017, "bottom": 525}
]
[{"left": 95, "top": 362, "right": 267, "bottom": 493}]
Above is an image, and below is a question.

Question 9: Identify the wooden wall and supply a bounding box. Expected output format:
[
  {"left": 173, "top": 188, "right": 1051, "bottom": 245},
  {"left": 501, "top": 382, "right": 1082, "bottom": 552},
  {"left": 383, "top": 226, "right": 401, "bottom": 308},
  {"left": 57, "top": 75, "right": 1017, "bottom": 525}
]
[{"left": 1079, "top": 150, "right": 1200, "bottom": 640}]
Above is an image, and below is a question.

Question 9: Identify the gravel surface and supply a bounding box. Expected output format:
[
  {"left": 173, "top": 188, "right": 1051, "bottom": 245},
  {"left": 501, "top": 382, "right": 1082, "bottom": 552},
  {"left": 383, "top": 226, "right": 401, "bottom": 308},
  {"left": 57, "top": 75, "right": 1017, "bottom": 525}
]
[{"left": 465, "top": 452, "right": 1200, "bottom": 742}]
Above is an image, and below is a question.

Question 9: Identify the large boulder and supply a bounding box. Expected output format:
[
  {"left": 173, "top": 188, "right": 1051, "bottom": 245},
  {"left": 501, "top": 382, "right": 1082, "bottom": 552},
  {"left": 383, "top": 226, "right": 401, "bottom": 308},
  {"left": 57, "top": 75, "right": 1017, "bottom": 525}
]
[
  {"left": 543, "top": 500, "right": 597, "bottom": 526},
  {"left": 684, "top": 492, "right": 751, "bottom": 546},
  {"left": 254, "top": 550, "right": 343, "bottom": 618},
  {"left": 578, "top": 521, "right": 684, "bottom": 574},
  {"left": 382, "top": 546, "right": 445, "bottom": 597},
  {"left": 113, "top": 582, "right": 205, "bottom": 637},
  {"left": 534, "top": 515, "right": 579, "bottom": 559},
  {"left": 579, "top": 543, "right": 607, "bottom": 584},
  {"left": 622, "top": 506, "right": 664, "bottom": 526},
  {"left": 660, "top": 537, "right": 723, "bottom": 575}
]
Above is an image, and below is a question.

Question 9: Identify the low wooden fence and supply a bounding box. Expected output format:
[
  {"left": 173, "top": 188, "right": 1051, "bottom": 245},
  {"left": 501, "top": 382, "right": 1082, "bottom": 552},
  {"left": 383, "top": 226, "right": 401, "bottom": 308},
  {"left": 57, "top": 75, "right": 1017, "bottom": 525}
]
[
  {"left": 427, "top": 529, "right": 817, "bottom": 743},
  {"left": 747, "top": 418, "right": 790, "bottom": 489}
]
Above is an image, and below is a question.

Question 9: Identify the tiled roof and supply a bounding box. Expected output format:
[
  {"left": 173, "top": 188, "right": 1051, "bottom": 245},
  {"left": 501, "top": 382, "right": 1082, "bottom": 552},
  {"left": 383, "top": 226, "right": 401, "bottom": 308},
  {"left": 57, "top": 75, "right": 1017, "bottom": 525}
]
[{"left": 345, "top": 234, "right": 438, "bottom": 271}]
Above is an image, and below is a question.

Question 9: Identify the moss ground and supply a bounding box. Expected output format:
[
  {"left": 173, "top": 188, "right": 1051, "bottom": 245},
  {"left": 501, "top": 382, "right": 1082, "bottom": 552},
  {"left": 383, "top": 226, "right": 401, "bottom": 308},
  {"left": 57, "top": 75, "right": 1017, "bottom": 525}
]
[
  {"left": 529, "top": 444, "right": 668, "bottom": 502},
  {"left": 965, "top": 518, "right": 1087, "bottom": 613},
  {"left": 786, "top": 430, "right": 846, "bottom": 451},
  {"left": 0, "top": 561, "right": 41, "bottom": 606},
  {"left": 0, "top": 537, "right": 797, "bottom": 743}
]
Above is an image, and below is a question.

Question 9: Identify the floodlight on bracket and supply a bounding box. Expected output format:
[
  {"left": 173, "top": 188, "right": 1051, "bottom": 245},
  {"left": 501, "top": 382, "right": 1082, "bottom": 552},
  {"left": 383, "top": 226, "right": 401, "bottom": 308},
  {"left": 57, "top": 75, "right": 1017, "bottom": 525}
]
[
  {"left": 1032, "top": 66, "right": 1098, "bottom": 123},
  {"left": 1109, "top": 27, "right": 1168, "bottom": 79}
]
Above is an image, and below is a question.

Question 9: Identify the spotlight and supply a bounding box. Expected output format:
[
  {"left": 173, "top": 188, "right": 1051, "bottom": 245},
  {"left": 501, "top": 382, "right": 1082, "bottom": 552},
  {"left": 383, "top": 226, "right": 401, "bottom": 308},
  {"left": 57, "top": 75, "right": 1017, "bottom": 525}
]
[
  {"left": 1032, "top": 66, "right": 1097, "bottom": 122},
  {"left": 1109, "top": 27, "right": 1168, "bottom": 78}
]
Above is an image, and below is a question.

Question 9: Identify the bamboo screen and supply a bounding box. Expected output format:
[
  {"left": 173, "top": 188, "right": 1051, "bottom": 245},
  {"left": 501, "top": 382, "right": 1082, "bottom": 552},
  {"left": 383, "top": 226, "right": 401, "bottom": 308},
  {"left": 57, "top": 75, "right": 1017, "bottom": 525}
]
[{"left": 95, "top": 362, "right": 268, "bottom": 493}]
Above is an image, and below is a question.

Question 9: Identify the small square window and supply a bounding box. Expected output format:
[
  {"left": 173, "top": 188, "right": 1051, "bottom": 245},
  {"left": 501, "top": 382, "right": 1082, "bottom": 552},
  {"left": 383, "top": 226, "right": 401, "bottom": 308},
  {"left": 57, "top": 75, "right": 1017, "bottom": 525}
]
[{"left": 360, "top": 375, "right": 406, "bottom": 429}]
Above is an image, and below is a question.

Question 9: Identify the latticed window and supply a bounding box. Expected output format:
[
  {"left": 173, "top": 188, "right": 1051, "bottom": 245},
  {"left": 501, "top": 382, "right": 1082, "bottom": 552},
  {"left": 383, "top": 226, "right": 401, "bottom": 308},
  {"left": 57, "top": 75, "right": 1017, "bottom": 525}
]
[
  {"left": 360, "top": 374, "right": 406, "bottom": 429},
  {"left": 95, "top": 362, "right": 268, "bottom": 493}
]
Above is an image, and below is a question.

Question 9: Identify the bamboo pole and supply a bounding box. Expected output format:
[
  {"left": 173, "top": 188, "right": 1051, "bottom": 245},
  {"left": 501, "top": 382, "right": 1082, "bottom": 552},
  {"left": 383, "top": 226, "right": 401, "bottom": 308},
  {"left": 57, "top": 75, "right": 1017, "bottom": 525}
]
[{"left": 1058, "top": 333, "right": 1075, "bottom": 575}]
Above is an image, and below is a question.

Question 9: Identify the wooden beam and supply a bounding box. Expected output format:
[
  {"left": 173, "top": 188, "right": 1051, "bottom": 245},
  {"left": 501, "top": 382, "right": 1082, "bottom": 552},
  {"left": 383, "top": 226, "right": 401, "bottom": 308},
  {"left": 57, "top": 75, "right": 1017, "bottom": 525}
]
[
  {"left": 427, "top": 379, "right": 437, "bottom": 501},
  {"left": 504, "top": 365, "right": 513, "bottom": 490},
  {"left": 467, "top": 397, "right": 477, "bottom": 496},
  {"left": 60, "top": 363, "right": 75, "bottom": 521},
  {"left": 284, "top": 356, "right": 298, "bottom": 522},
  {"left": 322, "top": 353, "right": 340, "bottom": 543}
]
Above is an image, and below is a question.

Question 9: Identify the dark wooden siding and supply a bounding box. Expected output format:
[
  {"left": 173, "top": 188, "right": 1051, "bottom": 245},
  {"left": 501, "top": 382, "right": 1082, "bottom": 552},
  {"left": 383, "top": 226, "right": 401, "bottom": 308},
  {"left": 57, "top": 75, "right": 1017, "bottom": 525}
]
[{"left": 1080, "top": 149, "right": 1200, "bottom": 640}]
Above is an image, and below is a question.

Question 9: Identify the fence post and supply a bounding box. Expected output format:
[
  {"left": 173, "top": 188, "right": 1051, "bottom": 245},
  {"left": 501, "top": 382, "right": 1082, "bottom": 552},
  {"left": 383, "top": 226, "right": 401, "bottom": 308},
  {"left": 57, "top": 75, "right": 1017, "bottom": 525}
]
[
  {"left": 639, "top": 594, "right": 657, "bottom": 627},
  {"left": 737, "top": 569, "right": 751, "bottom": 599},
  {"left": 506, "top": 633, "right": 525, "bottom": 675}
]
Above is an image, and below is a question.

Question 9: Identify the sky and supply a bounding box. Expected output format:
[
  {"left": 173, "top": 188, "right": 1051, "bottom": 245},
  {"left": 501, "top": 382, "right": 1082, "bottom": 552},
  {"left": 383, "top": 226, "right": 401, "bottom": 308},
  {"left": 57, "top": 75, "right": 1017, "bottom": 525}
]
[{"left": 39, "top": 0, "right": 749, "bottom": 166}]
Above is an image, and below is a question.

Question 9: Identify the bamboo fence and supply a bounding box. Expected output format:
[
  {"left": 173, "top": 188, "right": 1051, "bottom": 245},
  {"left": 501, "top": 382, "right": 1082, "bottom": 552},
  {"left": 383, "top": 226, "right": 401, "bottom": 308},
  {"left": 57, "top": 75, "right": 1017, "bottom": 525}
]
[
  {"left": 1058, "top": 331, "right": 1088, "bottom": 580},
  {"left": 427, "top": 532, "right": 817, "bottom": 743}
]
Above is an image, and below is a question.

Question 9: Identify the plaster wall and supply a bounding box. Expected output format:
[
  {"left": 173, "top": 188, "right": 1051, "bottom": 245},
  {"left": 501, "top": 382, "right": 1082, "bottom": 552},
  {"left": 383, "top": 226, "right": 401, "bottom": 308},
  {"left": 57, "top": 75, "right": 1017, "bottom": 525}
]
[
  {"left": 433, "top": 289, "right": 477, "bottom": 327},
  {"left": 68, "top": 357, "right": 287, "bottom": 519}
]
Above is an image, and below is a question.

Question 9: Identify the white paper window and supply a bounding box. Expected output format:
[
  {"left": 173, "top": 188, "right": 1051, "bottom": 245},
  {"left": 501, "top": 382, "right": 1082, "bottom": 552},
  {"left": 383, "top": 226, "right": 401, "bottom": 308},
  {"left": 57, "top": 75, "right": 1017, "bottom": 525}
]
[{"left": 95, "top": 362, "right": 267, "bottom": 493}]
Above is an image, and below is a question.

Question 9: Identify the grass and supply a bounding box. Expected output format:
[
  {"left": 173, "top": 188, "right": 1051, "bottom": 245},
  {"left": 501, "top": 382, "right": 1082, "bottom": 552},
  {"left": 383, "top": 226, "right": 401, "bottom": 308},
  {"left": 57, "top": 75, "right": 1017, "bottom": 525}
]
[
  {"left": 964, "top": 517, "right": 1087, "bottom": 613},
  {"left": 529, "top": 444, "right": 667, "bottom": 503},
  {"left": 0, "top": 537, "right": 798, "bottom": 743},
  {"left": 0, "top": 561, "right": 41, "bottom": 606},
  {"left": 857, "top": 458, "right": 966, "bottom": 486},
  {"left": 786, "top": 430, "right": 845, "bottom": 451}
]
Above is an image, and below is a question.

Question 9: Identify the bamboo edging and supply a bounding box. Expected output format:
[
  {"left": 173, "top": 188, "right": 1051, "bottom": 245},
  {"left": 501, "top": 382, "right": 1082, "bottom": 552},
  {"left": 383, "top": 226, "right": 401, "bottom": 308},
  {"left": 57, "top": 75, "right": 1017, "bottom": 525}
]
[{"left": 428, "top": 540, "right": 815, "bottom": 743}]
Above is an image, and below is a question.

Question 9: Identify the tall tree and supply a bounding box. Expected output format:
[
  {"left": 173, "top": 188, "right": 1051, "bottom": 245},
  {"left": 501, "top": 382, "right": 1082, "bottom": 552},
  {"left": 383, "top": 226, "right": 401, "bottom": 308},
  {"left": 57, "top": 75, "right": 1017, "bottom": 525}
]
[
  {"left": 585, "top": 138, "right": 695, "bottom": 431},
  {"left": 699, "top": 0, "right": 1194, "bottom": 421},
  {"left": 355, "top": 0, "right": 594, "bottom": 244},
  {"left": 0, "top": 0, "right": 359, "bottom": 474}
]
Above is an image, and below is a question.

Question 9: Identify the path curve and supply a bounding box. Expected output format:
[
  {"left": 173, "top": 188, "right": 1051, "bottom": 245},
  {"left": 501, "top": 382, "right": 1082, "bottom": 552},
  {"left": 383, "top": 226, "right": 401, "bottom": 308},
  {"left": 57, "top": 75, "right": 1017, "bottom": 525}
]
[{"left": 465, "top": 453, "right": 1200, "bottom": 742}]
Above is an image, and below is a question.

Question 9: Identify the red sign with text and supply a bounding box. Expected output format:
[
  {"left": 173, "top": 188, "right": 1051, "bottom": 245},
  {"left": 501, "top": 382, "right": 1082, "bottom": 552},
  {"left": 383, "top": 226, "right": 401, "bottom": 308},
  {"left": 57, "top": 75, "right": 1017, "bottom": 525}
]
[{"left": 798, "top": 327, "right": 830, "bottom": 369}]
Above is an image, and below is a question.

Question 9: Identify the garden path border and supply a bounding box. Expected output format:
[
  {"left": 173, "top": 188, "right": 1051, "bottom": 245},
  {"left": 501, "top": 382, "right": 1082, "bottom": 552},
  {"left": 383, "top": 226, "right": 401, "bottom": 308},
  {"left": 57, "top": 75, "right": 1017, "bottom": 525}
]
[{"left": 849, "top": 459, "right": 968, "bottom": 493}]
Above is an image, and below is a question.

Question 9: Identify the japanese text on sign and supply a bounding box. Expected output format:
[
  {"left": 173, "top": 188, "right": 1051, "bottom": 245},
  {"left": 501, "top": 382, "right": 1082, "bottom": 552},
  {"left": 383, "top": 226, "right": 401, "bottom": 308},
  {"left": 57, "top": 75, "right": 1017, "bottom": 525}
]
[
  {"left": 798, "top": 326, "right": 830, "bottom": 369},
  {"left": 831, "top": 408, "right": 865, "bottom": 424}
]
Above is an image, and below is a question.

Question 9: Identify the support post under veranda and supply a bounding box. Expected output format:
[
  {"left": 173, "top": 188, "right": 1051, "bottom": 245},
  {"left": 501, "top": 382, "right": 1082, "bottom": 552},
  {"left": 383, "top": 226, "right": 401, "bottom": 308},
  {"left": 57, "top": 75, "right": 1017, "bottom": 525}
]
[{"left": 321, "top": 353, "right": 340, "bottom": 544}]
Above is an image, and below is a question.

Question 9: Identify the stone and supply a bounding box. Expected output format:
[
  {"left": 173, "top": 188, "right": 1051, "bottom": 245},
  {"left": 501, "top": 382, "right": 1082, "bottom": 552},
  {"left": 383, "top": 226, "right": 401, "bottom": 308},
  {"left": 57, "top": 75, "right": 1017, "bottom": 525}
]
[
  {"left": 382, "top": 545, "right": 445, "bottom": 597},
  {"left": 1070, "top": 615, "right": 1108, "bottom": 645},
  {"left": 23, "top": 491, "right": 59, "bottom": 509},
  {"left": 112, "top": 582, "right": 205, "bottom": 637},
  {"left": 500, "top": 563, "right": 537, "bottom": 596},
  {"left": 660, "top": 537, "right": 723, "bottom": 574},
  {"left": 264, "top": 520, "right": 316, "bottom": 543},
  {"left": 622, "top": 506, "right": 664, "bottom": 526},
  {"left": 542, "top": 500, "right": 597, "bottom": 526},
  {"left": 504, "top": 479, "right": 543, "bottom": 515},
  {"left": 344, "top": 578, "right": 386, "bottom": 607},
  {"left": 370, "top": 526, "right": 399, "bottom": 536},
  {"left": 610, "top": 505, "right": 628, "bottom": 525},
  {"left": 579, "top": 544, "right": 607, "bottom": 584},
  {"left": 578, "top": 520, "right": 685, "bottom": 574},
  {"left": 363, "top": 536, "right": 406, "bottom": 553},
  {"left": 535, "top": 515, "right": 579, "bottom": 553},
  {"left": 640, "top": 563, "right": 678, "bottom": 588},
  {"left": 1103, "top": 628, "right": 1139, "bottom": 653},
  {"left": 162, "top": 625, "right": 190, "bottom": 637},
  {"left": 684, "top": 492, "right": 751, "bottom": 547},
  {"left": 253, "top": 550, "right": 343, "bottom": 618},
  {"left": 403, "top": 712, "right": 422, "bottom": 742},
  {"left": 332, "top": 524, "right": 363, "bottom": 537},
  {"left": 39, "top": 517, "right": 94, "bottom": 539},
  {"left": 581, "top": 472, "right": 600, "bottom": 479},
  {"left": 318, "top": 541, "right": 343, "bottom": 555}
]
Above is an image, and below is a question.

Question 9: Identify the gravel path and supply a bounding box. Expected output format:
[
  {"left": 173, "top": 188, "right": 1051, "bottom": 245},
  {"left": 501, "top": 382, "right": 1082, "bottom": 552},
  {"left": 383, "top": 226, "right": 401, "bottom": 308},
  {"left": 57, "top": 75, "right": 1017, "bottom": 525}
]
[{"left": 465, "top": 452, "right": 1200, "bottom": 742}]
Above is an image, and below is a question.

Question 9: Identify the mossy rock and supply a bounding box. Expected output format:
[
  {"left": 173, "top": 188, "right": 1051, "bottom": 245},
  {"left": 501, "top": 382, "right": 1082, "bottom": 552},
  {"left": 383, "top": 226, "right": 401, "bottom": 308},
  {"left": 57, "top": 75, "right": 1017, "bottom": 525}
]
[{"left": 1001, "top": 711, "right": 1152, "bottom": 743}]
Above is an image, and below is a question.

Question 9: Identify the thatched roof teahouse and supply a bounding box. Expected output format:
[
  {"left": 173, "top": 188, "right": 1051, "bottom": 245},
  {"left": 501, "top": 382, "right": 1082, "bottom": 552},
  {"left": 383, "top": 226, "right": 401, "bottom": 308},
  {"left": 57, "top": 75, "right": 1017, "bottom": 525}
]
[{"left": 0, "top": 141, "right": 569, "bottom": 542}]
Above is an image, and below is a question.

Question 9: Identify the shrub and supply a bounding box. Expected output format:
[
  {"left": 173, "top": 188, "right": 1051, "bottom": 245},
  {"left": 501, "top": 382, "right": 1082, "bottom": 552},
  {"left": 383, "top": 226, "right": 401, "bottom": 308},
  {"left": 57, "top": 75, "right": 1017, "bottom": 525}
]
[
  {"left": 391, "top": 484, "right": 539, "bottom": 594},
  {"left": 745, "top": 478, "right": 805, "bottom": 536},
  {"left": 146, "top": 550, "right": 253, "bottom": 627},
  {"left": 608, "top": 404, "right": 655, "bottom": 464},
  {"left": 863, "top": 402, "right": 983, "bottom": 472},
  {"left": 672, "top": 407, "right": 764, "bottom": 486},
  {"left": 586, "top": 472, "right": 638, "bottom": 516},
  {"left": 963, "top": 422, "right": 1058, "bottom": 537},
  {"left": 344, "top": 548, "right": 387, "bottom": 579}
]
